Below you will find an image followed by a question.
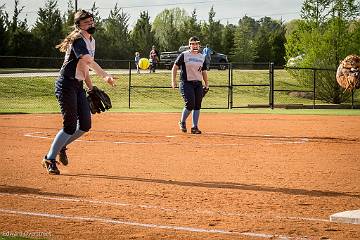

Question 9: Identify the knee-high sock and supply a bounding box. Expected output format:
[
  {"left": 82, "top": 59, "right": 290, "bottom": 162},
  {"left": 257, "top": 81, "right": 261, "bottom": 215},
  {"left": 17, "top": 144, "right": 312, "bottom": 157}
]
[
  {"left": 64, "top": 129, "right": 86, "bottom": 148},
  {"left": 192, "top": 110, "right": 200, "bottom": 127},
  {"left": 46, "top": 129, "right": 71, "bottom": 160},
  {"left": 180, "top": 108, "right": 191, "bottom": 123}
]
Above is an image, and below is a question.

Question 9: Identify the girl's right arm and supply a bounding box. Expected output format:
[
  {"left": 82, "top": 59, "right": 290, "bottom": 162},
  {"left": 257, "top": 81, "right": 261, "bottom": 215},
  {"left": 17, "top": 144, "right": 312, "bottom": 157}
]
[{"left": 81, "top": 54, "right": 116, "bottom": 86}]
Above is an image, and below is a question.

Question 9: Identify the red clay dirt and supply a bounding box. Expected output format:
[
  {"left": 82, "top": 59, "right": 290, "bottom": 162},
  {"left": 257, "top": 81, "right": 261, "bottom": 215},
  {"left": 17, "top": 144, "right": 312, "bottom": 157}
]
[{"left": 0, "top": 112, "right": 359, "bottom": 240}]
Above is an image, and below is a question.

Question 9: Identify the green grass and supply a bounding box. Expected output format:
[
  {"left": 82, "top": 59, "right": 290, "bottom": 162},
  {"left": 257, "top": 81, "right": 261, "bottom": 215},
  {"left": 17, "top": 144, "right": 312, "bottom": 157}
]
[{"left": 0, "top": 69, "right": 359, "bottom": 115}]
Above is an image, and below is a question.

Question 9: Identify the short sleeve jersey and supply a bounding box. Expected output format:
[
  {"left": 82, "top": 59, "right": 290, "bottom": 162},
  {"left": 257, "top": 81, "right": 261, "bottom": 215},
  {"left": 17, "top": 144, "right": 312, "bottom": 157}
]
[
  {"left": 174, "top": 51, "right": 207, "bottom": 82},
  {"left": 59, "top": 35, "right": 95, "bottom": 81},
  {"left": 202, "top": 47, "right": 211, "bottom": 57},
  {"left": 134, "top": 55, "right": 140, "bottom": 63}
]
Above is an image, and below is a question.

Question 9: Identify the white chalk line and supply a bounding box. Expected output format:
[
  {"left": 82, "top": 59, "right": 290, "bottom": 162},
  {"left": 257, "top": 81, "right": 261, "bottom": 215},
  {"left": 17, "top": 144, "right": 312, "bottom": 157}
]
[
  {"left": 0, "top": 208, "right": 308, "bottom": 239},
  {"left": 0, "top": 192, "right": 329, "bottom": 224},
  {"left": 208, "top": 131, "right": 309, "bottom": 144},
  {"left": 23, "top": 132, "right": 244, "bottom": 146},
  {"left": 23, "top": 131, "right": 308, "bottom": 146}
]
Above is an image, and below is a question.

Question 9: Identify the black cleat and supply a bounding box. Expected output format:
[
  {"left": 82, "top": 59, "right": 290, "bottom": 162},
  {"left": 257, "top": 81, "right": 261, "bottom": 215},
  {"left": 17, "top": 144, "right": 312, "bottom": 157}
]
[
  {"left": 42, "top": 157, "right": 60, "bottom": 175},
  {"left": 59, "top": 147, "right": 68, "bottom": 166},
  {"left": 191, "top": 127, "right": 202, "bottom": 134},
  {"left": 178, "top": 121, "right": 187, "bottom": 133}
]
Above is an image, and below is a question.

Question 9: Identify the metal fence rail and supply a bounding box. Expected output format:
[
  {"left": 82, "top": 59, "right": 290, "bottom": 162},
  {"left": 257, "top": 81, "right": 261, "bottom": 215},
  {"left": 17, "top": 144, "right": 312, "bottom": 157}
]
[
  {"left": 280, "top": 66, "right": 357, "bottom": 109},
  {"left": 0, "top": 56, "right": 359, "bottom": 112},
  {"left": 230, "top": 62, "right": 273, "bottom": 109}
]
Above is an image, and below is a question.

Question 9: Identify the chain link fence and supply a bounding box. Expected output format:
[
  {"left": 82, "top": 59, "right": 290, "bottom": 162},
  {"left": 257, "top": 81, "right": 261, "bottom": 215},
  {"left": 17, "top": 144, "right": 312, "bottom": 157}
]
[{"left": 0, "top": 56, "right": 359, "bottom": 113}]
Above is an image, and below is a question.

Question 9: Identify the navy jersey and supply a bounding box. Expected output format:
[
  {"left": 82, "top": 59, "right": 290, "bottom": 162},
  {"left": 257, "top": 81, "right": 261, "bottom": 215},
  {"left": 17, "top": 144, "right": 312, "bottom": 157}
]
[
  {"left": 175, "top": 51, "right": 207, "bottom": 82},
  {"left": 59, "top": 35, "right": 95, "bottom": 81}
]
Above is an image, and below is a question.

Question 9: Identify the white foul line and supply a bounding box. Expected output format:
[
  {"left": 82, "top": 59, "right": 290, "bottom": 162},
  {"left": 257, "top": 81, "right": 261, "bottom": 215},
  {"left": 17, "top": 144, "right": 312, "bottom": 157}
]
[
  {"left": 0, "top": 208, "right": 307, "bottom": 239},
  {"left": 0, "top": 192, "right": 329, "bottom": 224}
]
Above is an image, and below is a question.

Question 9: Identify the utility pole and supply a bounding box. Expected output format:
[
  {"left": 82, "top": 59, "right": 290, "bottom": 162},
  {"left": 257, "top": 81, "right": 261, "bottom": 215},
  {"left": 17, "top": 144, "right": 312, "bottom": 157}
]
[{"left": 75, "top": 0, "right": 78, "bottom": 12}]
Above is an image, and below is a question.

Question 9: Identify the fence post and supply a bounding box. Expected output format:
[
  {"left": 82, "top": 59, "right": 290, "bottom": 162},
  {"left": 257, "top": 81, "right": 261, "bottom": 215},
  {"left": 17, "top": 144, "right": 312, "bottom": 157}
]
[
  {"left": 269, "top": 62, "right": 274, "bottom": 109},
  {"left": 313, "top": 69, "right": 316, "bottom": 109},
  {"left": 229, "top": 63, "right": 233, "bottom": 109},
  {"left": 128, "top": 61, "right": 131, "bottom": 109}
]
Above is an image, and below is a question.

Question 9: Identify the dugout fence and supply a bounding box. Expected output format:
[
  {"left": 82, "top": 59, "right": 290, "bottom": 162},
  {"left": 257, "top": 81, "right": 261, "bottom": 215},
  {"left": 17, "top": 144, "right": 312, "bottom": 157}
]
[{"left": 0, "top": 56, "right": 359, "bottom": 113}]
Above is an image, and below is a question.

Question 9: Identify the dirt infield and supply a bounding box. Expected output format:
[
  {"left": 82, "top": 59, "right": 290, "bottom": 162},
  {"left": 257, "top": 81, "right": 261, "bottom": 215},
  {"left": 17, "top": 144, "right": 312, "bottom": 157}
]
[{"left": 0, "top": 113, "right": 359, "bottom": 240}]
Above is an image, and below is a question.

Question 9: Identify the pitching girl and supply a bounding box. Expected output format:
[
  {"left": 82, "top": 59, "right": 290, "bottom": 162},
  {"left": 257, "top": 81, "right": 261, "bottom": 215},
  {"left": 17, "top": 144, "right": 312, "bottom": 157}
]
[
  {"left": 171, "top": 36, "right": 209, "bottom": 134},
  {"left": 42, "top": 10, "right": 116, "bottom": 175}
]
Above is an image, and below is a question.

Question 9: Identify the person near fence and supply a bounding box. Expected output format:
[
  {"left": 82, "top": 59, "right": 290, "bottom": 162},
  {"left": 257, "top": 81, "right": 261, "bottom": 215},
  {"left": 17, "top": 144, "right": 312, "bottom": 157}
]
[
  {"left": 149, "top": 45, "right": 159, "bottom": 73},
  {"left": 202, "top": 44, "right": 212, "bottom": 71},
  {"left": 134, "top": 52, "right": 140, "bottom": 73},
  {"left": 171, "top": 36, "right": 209, "bottom": 134},
  {"left": 41, "top": 9, "right": 116, "bottom": 175}
]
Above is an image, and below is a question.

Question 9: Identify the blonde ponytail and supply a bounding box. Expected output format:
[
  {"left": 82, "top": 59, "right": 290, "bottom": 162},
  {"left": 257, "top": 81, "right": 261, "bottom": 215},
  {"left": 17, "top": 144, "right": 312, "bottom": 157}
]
[
  {"left": 56, "top": 28, "right": 82, "bottom": 53},
  {"left": 57, "top": 10, "right": 93, "bottom": 53}
]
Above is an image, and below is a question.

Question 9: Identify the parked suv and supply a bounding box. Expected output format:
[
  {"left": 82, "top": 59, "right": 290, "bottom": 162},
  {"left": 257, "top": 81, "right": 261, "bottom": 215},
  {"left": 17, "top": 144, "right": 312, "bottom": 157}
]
[{"left": 160, "top": 46, "right": 229, "bottom": 70}]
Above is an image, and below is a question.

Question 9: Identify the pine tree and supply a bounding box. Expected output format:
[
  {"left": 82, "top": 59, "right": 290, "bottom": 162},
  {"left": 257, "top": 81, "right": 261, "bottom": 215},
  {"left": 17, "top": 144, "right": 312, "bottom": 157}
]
[
  {"left": 62, "top": 0, "right": 75, "bottom": 33},
  {"left": 202, "top": 6, "right": 223, "bottom": 51},
  {"left": 254, "top": 17, "right": 286, "bottom": 65},
  {"left": 221, "top": 23, "right": 235, "bottom": 57},
  {"left": 100, "top": 4, "right": 131, "bottom": 59},
  {"left": 32, "top": 0, "right": 63, "bottom": 57},
  {"left": 0, "top": 4, "right": 9, "bottom": 55},
  {"left": 232, "top": 16, "right": 258, "bottom": 63},
  {"left": 179, "top": 9, "right": 201, "bottom": 45},
  {"left": 130, "top": 11, "right": 156, "bottom": 58},
  {"left": 7, "top": 0, "right": 37, "bottom": 56}
]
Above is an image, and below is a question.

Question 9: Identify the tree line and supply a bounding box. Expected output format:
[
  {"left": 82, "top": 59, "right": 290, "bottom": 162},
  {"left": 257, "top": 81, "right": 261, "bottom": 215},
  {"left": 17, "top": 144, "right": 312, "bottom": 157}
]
[
  {"left": 286, "top": 0, "right": 360, "bottom": 103},
  {"left": 0, "top": 0, "right": 287, "bottom": 65},
  {"left": 0, "top": 1, "right": 359, "bottom": 70}
]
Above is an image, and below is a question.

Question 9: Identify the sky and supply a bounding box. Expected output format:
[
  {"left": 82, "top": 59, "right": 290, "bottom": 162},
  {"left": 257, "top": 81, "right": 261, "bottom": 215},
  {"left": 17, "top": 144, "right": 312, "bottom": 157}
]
[{"left": 1, "top": 0, "right": 304, "bottom": 28}]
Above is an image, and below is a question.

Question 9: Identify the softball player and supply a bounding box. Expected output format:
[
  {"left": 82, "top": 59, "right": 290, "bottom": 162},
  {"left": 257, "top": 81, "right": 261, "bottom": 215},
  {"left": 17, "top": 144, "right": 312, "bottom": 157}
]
[
  {"left": 42, "top": 10, "right": 116, "bottom": 175},
  {"left": 171, "top": 36, "right": 209, "bottom": 134}
]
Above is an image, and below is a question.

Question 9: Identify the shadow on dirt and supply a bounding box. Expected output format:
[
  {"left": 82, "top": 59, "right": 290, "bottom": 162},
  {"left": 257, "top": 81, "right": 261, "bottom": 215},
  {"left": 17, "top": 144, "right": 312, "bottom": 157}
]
[
  {"left": 0, "top": 185, "right": 77, "bottom": 198},
  {"left": 62, "top": 174, "right": 359, "bottom": 198}
]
